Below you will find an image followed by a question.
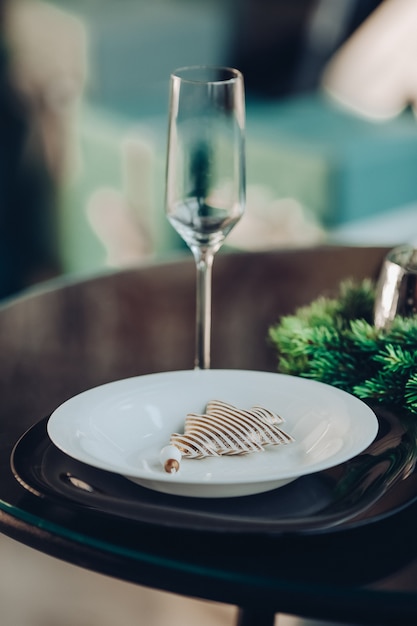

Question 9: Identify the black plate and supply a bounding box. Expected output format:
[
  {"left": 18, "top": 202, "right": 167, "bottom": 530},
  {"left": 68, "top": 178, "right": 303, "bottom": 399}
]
[{"left": 11, "top": 409, "right": 417, "bottom": 535}]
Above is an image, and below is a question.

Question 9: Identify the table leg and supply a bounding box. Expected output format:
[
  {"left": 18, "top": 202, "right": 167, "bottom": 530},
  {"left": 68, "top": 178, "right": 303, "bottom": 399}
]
[{"left": 236, "top": 607, "right": 276, "bottom": 626}]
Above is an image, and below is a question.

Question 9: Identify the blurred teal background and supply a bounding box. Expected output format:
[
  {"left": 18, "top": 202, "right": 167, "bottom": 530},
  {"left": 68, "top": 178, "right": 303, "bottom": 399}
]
[{"left": 2, "top": 0, "right": 417, "bottom": 296}]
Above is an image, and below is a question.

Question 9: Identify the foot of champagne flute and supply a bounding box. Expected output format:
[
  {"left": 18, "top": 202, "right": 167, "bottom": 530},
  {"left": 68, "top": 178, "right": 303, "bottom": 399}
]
[{"left": 193, "top": 246, "right": 215, "bottom": 370}]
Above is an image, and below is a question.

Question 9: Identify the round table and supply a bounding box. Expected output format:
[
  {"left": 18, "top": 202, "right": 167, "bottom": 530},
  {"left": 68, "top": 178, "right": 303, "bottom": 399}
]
[{"left": 1, "top": 245, "right": 417, "bottom": 626}]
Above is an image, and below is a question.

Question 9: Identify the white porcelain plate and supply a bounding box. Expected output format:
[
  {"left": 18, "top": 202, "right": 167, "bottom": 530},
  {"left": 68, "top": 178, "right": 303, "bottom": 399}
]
[{"left": 47, "top": 370, "right": 379, "bottom": 498}]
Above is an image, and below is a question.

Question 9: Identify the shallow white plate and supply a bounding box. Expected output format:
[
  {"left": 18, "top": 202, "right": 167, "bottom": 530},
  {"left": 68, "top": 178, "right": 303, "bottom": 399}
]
[{"left": 47, "top": 370, "right": 379, "bottom": 498}]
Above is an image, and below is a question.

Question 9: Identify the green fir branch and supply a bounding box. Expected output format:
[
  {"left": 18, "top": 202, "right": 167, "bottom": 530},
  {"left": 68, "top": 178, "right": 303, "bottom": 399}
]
[{"left": 268, "top": 278, "right": 417, "bottom": 417}]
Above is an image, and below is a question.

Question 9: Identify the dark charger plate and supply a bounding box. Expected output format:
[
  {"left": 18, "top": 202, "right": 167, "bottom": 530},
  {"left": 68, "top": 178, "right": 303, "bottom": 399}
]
[{"left": 10, "top": 408, "right": 417, "bottom": 536}]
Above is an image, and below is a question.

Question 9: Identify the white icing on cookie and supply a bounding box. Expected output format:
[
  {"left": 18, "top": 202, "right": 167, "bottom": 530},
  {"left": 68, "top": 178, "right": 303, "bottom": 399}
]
[{"left": 169, "top": 400, "right": 294, "bottom": 461}]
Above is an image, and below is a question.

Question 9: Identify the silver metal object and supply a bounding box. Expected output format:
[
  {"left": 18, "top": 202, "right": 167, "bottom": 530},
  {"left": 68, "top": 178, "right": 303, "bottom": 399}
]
[{"left": 374, "top": 244, "right": 417, "bottom": 330}]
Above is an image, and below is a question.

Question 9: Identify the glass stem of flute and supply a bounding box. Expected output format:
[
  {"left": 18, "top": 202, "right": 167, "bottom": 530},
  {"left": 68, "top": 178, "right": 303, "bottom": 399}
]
[{"left": 193, "top": 247, "right": 214, "bottom": 370}]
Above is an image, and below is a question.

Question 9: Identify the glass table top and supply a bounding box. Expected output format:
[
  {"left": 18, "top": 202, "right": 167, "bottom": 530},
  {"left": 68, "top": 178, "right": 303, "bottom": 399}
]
[{"left": 1, "top": 246, "right": 417, "bottom": 624}]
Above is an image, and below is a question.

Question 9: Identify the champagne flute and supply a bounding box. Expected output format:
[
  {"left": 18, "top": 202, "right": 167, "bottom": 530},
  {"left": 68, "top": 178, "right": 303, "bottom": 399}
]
[{"left": 165, "top": 66, "right": 246, "bottom": 369}]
